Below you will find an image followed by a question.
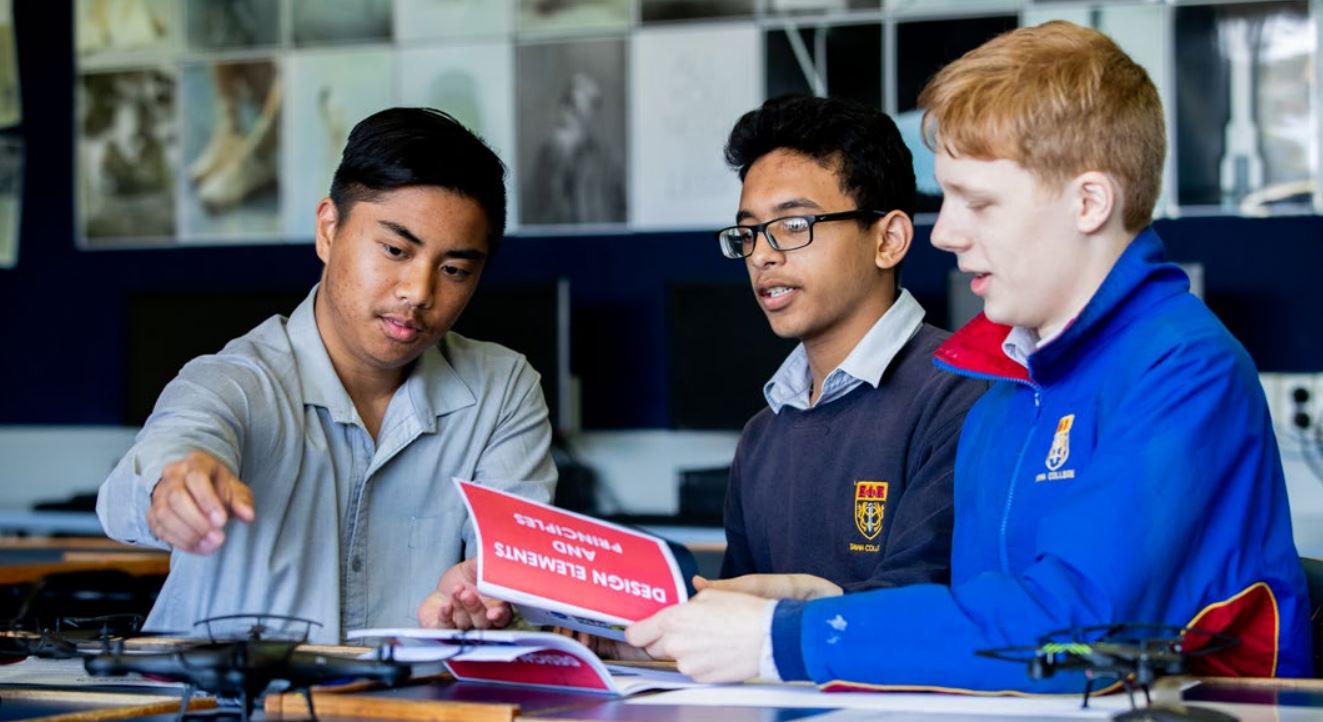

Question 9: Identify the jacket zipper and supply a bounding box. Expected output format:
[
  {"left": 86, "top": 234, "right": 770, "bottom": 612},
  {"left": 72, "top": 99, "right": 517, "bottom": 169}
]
[
  {"left": 934, "top": 357, "right": 1042, "bottom": 573},
  {"left": 1001, "top": 387, "right": 1042, "bottom": 572}
]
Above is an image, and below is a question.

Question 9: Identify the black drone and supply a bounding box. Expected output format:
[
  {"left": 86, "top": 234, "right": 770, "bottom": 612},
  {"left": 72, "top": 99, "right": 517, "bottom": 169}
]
[
  {"left": 0, "top": 613, "right": 145, "bottom": 662},
  {"left": 978, "top": 623, "right": 1240, "bottom": 721},
  {"left": 82, "top": 614, "right": 411, "bottom": 722}
]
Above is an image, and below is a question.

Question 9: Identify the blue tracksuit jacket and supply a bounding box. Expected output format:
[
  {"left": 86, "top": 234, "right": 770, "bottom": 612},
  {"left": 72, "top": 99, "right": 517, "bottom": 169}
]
[{"left": 770, "top": 228, "right": 1312, "bottom": 691}]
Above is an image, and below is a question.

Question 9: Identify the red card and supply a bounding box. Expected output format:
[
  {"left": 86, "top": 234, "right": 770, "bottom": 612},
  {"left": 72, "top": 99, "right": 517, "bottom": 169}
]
[{"left": 455, "top": 479, "right": 688, "bottom": 636}]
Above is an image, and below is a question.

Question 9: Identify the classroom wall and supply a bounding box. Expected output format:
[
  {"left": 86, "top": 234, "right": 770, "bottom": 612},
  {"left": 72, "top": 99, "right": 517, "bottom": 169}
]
[
  {"left": 3, "top": 3, "right": 1323, "bottom": 536},
  {"left": 3, "top": 3, "right": 1323, "bottom": 430}
]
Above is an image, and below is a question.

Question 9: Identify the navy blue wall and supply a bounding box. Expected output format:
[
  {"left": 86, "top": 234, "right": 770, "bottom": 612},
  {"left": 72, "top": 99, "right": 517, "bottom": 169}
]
[{"left": 1, "top": 3, "right": 1320, "bottom": 429}]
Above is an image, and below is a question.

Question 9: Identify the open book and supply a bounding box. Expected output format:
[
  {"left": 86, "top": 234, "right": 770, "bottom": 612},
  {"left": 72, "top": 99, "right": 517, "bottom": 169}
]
[
  {"left": 453, "top": 478, "right": 689, "bottom": 641},
  {"left": 348, "top": 627, "right": 699, "bottom": 695}
]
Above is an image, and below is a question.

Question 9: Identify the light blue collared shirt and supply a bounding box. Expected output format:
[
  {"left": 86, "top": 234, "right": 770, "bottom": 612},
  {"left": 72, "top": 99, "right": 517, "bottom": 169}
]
[
  {"left": 97, "top": 286, "right": 556, "bottom": 642},
  {"left": 1002, "top": 325, "right": 1071, "bottom": 368},
  {"left": 762, "top": 289, "right": 925, "bottom": 414}
]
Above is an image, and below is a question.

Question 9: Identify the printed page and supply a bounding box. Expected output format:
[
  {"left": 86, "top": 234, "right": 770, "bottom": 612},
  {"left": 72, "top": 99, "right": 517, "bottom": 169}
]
[{"left": 454, "top": 478, "right": 687, "bottom": 641}]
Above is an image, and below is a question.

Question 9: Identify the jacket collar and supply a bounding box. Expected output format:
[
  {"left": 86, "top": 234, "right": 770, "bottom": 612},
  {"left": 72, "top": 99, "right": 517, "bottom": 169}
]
[{"left": 933, "top": 227, "right": 1190, "bottom": 386}]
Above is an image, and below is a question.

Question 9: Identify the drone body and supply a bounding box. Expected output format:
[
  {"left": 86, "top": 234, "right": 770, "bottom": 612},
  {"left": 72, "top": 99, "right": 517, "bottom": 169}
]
[
  {"left": 979, "top": 623, "right": 1240, "bottom": 721},
  {"left": 82, "top": 615, "right": 410, "bottom": 722}
]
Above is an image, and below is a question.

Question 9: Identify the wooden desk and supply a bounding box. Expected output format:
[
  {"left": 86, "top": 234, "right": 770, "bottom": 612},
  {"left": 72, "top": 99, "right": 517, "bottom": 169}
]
[{"left": 0, "top": 537, "right": 169, "bottom": 585}]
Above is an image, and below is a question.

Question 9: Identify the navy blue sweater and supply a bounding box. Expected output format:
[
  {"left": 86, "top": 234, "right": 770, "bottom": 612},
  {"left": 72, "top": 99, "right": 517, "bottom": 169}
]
[{"left": 720, "top": 324, "right": 987, "bottom": 591}]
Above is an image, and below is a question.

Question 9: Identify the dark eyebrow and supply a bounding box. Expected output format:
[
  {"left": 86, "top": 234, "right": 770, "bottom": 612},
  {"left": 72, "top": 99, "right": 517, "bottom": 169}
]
[
  {"left": 379, "top": 220, "right": 425, "bottom": 247},
  {"left": 378, "top": 220, "right": 488, "bottom": 261},
  {"left": 444, "top": 248, "right": 488, "bottom": 261},
  {"left": 734, "top": 198, "right": 823, "bottom": 224}
]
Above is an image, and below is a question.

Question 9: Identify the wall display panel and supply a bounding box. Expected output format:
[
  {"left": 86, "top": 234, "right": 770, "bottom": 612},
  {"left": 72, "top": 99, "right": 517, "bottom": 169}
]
[
  {"left": 395, "top": 0, "right": 513, "bottom": 42},
  {"left": 1022, "top": 3, "right": 1174, "bottom": 217},
  {"left": 889, "top": 0, "right": 1020, "bottom": 17},
  {"left": 292, "top": 0, "right": 393, "bottom": 47},
  {"left": 178, "top": 58, "right": 282, "bottom": 241},
  {"left": 641, "top": 0, "right": 755, "bottom": 24},
  {"left": 184, "top": 0, "right": 281, "bottom": 51},
  {"left": 0, "top": 135, "right": 20, "bottom": 268},
  {"left": 282, "top": 49, "right": 395, "bottom": 239},
  {"left": 516, "top": 37, "right": 628, "bottom": 228},
  {"left": 764, "top": 0, "right": 880, "bottom": 15},
  {"left": 0, "top": 0, "right": 16, "bottom": 129},
  {"left": 76, "top": 68, "right": 178, "bottom": 246},
  {"left": 1175, "top": 1, "right": 1316, "bottom": 215},
  {"left": 895, "top": 13, "right": 1018, "bottom": 214},
  {"left": 399, "top": 41, "right": 518, "bottom": 230},
  {"left": 76, "top": 0, "right": 177, "bottom": 69},
  {"left": 765, "top": 22, "right": 882, "bottom": 109},
  {"left": 629, "top": 24, "right": 760, "bottom": 229},
  {"left": 517, "top": 0, "right": 631, "bottom": 34}
]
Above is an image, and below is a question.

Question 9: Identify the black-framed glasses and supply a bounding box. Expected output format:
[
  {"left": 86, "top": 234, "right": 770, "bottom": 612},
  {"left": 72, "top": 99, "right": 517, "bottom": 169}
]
[{"left": 715, "top": 210, "right": 885, "bottom": 259}]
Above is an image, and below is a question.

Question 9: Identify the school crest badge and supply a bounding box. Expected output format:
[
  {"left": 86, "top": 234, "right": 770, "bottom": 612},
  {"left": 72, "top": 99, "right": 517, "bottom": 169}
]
[
  {"left": 853, "top": 481, "right": 888, "bottom": 541},
  {"left": 1045, "top": 414, "right": 1074, "bottom": 472}
]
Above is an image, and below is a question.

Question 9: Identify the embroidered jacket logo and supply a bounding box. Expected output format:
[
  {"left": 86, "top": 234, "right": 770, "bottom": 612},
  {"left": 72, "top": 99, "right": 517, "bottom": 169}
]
[
  {"left": 1035, "top": 414, "right": 1078, "bottom": 482},
  {"left": 1045, "top": 414, "right": 1074, "bottom": 471},
  {"left": 853, "top": 481, "right": 888, "bottom": 541}
]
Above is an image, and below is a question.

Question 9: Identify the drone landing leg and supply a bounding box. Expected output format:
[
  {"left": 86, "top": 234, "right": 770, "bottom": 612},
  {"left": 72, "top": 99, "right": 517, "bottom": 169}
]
[
  {"left": 178, "top": 686, "right": 195, "bottom": 721},
  {"left": 240, "top": 691, "right": 250, "bottom": 722},
  {"left": 301, "top": 687, "right": 318, "bottom": 722},
  {"left": 1081, "top": 678, "right": 1093, "bottom": 709}
]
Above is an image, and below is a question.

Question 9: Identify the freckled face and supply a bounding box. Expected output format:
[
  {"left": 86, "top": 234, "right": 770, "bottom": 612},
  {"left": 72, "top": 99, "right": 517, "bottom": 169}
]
[{"left": 930, "top": 150, "right": 1079, "bottom": 336}]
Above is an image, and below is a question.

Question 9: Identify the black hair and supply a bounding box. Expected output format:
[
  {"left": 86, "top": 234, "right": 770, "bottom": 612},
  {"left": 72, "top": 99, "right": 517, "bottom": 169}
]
[
  {"left": 725, "top": 95, "right": 917, "bottom": 221},
  {"left": 329, "top": 107, "right": 507, "bottom": 254}
]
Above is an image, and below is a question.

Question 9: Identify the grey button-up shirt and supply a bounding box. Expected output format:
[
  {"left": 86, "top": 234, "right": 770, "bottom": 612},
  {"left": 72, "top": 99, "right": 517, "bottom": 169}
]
[{"left": 96, "top": 287, "right": 557, "bottom": 642}]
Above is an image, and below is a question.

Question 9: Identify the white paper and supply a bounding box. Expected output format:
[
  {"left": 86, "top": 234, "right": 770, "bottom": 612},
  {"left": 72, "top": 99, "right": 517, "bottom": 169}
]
[
  {"left": 349, "top": 627, "right": 698, "bottom": 696},
  {"left": 628, "top": 24, "right": 759, "bottom": 230},
  {"left": 281, "top": 48, "right": 396, "bottom": 240},
  {"left": 515, "top": 604, "right": 628, "bottom": 641},
  {"left": 627, "top": 684, "right": 1134, "bottom": 718},
  {"left": 398, "top": 42, "right": 517, "bottom": 232}
]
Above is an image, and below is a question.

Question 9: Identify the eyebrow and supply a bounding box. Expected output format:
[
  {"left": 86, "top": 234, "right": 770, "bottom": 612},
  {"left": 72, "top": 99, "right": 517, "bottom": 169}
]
[
  {"left": 939, "top": 180, "right": 983, "bottom": 198},
  {"left": 735, "top": 197, "right": 824, "bottom": 223},
  {"left": 378, "top": 220, "right": 488, "bottom": 260}
]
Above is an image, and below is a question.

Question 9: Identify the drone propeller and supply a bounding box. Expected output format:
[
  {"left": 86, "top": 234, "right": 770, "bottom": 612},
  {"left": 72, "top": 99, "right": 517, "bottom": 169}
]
[{"left": 193, "top": 613, "right": 321, "bottom": 643}]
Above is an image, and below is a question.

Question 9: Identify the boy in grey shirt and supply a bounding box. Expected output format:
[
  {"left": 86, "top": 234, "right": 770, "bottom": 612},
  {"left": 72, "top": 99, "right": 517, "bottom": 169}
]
[{"left": 98, "top": 108, "right": 556, "bottom": 643}]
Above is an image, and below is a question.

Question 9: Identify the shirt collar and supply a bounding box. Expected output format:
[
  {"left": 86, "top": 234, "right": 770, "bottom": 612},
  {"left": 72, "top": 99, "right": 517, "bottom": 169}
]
[
  {"left": 1001, "top": 326, "right": 1040, "bottom": 368},
  {"left": 1001, "top": 322, "right": 1070, "bottom": 369},
  {"left": 763, "top": 289, "right": 925, "bottom": 413},
  {"left": 287, "top": 285, "right": 476, "bottom": 430}
]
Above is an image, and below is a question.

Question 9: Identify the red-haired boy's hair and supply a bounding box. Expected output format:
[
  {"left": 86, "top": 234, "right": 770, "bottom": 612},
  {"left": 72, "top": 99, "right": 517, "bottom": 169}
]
[{"left": 918, "top": 21, "right": 1165, "bottom": 232}]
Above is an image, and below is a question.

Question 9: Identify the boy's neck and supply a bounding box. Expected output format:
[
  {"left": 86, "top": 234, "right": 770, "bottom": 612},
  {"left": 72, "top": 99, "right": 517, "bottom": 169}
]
[
  {"left": 313, "top": 294, "right": 409, "bottom": 440},
  {"left": 803, "top": 288, "right": 897, "bottom": 406},
  {"left": 1036, "top": 226, "right": 1135, "bottom": 340}
]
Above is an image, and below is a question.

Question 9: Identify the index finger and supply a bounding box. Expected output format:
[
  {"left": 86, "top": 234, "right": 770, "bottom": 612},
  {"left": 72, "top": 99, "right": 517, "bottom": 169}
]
[{"left": 182, "top": 467, "right": 229, "bottom": 528}]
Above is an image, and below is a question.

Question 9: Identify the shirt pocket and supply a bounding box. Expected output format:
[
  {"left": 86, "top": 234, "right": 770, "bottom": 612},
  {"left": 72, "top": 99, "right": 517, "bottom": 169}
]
[{"left": 407, "top": 511, "right": 465, "bottom": 592}]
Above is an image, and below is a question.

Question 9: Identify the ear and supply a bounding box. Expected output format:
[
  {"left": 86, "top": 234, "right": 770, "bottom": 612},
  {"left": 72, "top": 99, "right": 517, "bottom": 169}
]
[
  {"left": 1074, "top": 171, "right": 1118, "bottom": 235},
  {"left": 314, "top": 197, "right": 339, "bottom": 265},
  {"left": 873, "top": 210, "right": 913, "bottom": 272}
]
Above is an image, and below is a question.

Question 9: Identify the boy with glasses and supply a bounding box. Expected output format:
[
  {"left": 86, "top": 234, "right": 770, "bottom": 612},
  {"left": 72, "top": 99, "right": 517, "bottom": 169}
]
[
  {"left": 627, "top": 22, "right": 1311, "bottom": 687},
  {"left": 699, "top": 95, "right": 986, "bottom": 602}
]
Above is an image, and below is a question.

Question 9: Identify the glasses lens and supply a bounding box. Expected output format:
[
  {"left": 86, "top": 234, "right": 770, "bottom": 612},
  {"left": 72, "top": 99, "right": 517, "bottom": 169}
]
[
  {"left": 770, "top": 216, "right": 813, "bottom": 251},
  {"left": 717, "top": 227, "right": 755, "bottom": 258}
]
